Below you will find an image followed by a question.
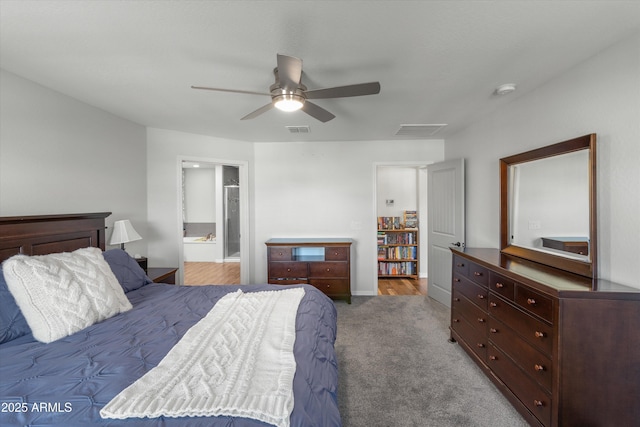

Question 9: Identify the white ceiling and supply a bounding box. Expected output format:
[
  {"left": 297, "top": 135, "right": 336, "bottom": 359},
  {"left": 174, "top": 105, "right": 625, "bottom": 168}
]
[{"left": 1, "top": 1, "right": 639, "bottom": 143}]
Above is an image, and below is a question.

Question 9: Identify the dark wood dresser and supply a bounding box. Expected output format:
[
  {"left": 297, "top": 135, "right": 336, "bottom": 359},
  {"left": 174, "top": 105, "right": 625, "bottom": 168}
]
[
  {"left": 266, "top": 238, "right": 352, "bottom": 303},
  {"left": 450, "top": 247, "right": 640, "bottom": 427}
]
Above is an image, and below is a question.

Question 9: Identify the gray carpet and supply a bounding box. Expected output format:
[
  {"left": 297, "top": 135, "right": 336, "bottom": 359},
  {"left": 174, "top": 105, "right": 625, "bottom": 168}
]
[{"left": 334, "top": 296, "right": 528, "bottom": 427}]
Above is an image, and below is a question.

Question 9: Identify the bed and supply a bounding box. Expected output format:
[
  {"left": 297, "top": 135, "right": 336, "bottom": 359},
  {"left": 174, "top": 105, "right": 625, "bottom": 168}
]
[{"left": 0, "top": 213, "right": 341, "bottom": 426}]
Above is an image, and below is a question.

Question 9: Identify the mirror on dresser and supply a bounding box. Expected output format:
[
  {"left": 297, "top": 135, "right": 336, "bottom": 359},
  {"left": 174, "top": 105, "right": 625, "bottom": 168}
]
[{"left": 499, "top": 134, "right": 597, "bottom": 279}]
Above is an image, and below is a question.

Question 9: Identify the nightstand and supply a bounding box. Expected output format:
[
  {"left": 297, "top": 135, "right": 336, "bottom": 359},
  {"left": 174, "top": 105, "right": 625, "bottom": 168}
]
[
  {"left": 134, "top": 257, "right": 148, "bottom": 272},
  {"left": 147, "top": 267, "right": 178, "bottom": 284}
]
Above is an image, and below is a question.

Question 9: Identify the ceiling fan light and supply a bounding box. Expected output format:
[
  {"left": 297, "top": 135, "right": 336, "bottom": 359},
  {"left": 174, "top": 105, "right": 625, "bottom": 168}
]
[{"left": 273, "top": 93, "right": 305, "bottom": 112}]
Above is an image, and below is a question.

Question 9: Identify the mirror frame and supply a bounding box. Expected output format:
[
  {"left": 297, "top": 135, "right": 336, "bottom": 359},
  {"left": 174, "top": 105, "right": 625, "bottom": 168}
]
[{"left": 500, "top": 134, "right": 597, "bottom": 278}]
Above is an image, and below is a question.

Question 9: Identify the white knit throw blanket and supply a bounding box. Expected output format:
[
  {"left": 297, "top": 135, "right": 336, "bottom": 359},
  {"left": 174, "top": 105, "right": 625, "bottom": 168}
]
[{"left": 100, "top": 288, "right": 305, "bottom": 427}]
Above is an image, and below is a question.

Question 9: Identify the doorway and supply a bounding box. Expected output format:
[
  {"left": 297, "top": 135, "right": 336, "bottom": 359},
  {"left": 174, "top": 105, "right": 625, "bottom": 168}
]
[
  {"left": 179, "top": 158, "right": 248, "bottom": 285},
  {"left": 375, "top": 164, "right": 429, "bottom": 296}
]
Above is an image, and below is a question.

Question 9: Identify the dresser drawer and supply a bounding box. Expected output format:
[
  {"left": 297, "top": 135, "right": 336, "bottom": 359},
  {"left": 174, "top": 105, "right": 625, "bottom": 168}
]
[
  {"left": 453, "top": 275, "right": 488, "bottom": 310},
  {"left": 489, "top": 294, "right": 553, "bottom": 355},
  {"left": 453, "top": 255, "right": 469, "bottom": 277},
  {"left": 453, "top": 289, "right": 488, "bottom": 335},
  {"left": 309, "top": 278, "right": 349, "bottom": 295},
  {"left": 488, "top": 344, "right": 552, "bottom": 426},
  {"left": 516, "top": 286, "right": 554, "bottom": 323},
  {"left": 489, "top": 271, "right": 516, "bottom": 301},
  {"left": 452, "top": 309, "right": 487, "bottom": 362},
  {"left": 269, "top": 247, "right": 292, "bottom": 261},
  {"left": 466, "top": 261, "right": 489, "bottom": 287},
  {"left": 309, "top": 262, "right": 348, "bottom": 277},
  {"left": 488, "top": 317, "right": 552, "bottom": 391},
  {"left": 269, "top": 262, "right": 308, "bottom": 279},
  {"left": 325, "top": 246, "right": 349, "bottom": 261},
  {"left": 453, "top": 256, "right": 489, "bottom": 287}
]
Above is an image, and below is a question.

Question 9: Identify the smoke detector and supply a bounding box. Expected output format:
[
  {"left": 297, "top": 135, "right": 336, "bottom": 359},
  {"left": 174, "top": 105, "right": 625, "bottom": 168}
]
[{"left": 495, "top": 83, "right": 517, "bottom": 96}]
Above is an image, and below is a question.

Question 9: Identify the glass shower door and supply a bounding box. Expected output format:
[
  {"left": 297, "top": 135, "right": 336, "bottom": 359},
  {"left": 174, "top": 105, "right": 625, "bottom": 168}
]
[{"left": 224, "top": 185, "right": 240, "bottom": 259}]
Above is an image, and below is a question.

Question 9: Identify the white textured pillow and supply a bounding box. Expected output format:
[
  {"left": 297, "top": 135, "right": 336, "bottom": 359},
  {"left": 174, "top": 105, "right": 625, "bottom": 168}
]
[{"left": 2, "top": 247, "right": 132, "bottom": 343}]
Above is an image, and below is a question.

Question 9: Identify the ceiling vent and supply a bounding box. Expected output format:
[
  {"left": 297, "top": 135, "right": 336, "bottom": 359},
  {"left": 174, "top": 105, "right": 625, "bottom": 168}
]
[
  {"left": 395, "top": 124, "right": 447, "bottom": 138},
  {"left": 286, "top": 125, "right": 311, "bottom": 134}
]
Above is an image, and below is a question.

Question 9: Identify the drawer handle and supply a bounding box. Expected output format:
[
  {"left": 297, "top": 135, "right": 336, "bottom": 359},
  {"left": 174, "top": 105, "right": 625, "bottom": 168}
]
[
  {"left": 477, "top": 294, "right": 485, "bottom": 299},
  {"left": 453, "top": 318, "right": 460, "bottom": 323},
  {"left": 453, "top": 297, "right": 460, "bottom": 302},
  {"left": 489, "top": 355, "right": 497, "bottom": 361},
  {"left": 489, "top": 302, "right": 498, "bottom": 308},
  {"left": 535, "top": 331, "right": 546, "bottom": 338},
  {"left": 477, "top": 318, "right": 485, "bottom": 323},
  {"left": 287, "top": 268, "right": 292, "bottom": 272},
  {"left": 476, "top": 343, "right": 485, "bottom": 348},
  {"left": 490, "top": 328, "right": 498, "bottom": 333},
  {"left": 473, "top": 271, "right": 483, "bottom": 277},
  {"left": 533, "top": 400, "right": 544, "bottom": 407},
  {"left": 453, "top": 278, "right": 460, "bottom": 282},
  {"left": 527, "top": 298, "right": 537, "bottom": 305},
  {"left": 534, "top": 364, "right": 546, "bottom": 372},
  {"left": 334, "top": 252, "right": 339, "bottom": 255},
  {"left": 495, "top": 282, "right": 504, "bottom": 288},
  {"left": 326, "top": 284, "right": 330, "bottom": 288},
  {"left": 326, "top": 268, "right": 331, "bottom": 272},
  {"left": 456, "top": 263, "right": 465, "bottom": 267},
  {"left": 278, "top": 252, "right": 283, "bottom": 256}
]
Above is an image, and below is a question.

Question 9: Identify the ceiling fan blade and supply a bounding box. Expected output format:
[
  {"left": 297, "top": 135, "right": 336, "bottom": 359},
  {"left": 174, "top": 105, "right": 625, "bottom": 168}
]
[
  {"left": 191, "top": 86, "right": 271, "bottom": 97},
  {"left": 304, "top": 82, "right": 381, "bottom": 99},
  {"left": 276, "top": 54, "right": 303, "bottom": 91},
  {"left": 240, "top": 103, "right": 274, "bottom": 120},
  {"left": 302, "top": 101, "right": 336, "bottom": 123}
]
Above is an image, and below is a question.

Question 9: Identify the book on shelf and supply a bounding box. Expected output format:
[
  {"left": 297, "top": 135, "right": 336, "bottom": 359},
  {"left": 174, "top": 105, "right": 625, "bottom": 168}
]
[
  {"left": 404, "top": 210, "right": 418, "bottom": 229},
  {"left": 379, "top": 231, "right": 416, "bottom": 245},
  {"left": 378, "top": 213, "right": 418, "bottom": 230},
  {"left": 378, "top": 261, "right": 416, "bottom": 276},
  {"left": 379, "top": 246, "right": 417, "bottom": 260},
  {"left": 377, "top": 216, "right": 402, "bottom": 230}
]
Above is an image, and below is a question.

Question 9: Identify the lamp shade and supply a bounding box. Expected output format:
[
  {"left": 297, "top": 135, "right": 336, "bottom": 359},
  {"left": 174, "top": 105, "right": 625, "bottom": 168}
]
[{"left": 110, "top": 220, "right": 142, "bottom": 248}]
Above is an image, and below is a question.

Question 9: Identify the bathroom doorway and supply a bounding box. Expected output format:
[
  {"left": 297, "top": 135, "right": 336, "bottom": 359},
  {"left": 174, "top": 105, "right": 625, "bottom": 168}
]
[{"left": 180, "top": 159, "right": 247, "bottom": 285}]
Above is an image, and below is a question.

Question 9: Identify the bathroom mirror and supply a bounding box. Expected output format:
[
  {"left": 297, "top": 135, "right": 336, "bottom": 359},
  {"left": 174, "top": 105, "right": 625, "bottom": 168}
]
[{"left": 500, "top": 134, "right": 597, "bottom": 278}]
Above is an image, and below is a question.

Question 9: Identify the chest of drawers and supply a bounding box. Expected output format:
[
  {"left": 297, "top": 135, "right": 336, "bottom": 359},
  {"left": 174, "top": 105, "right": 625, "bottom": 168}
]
[
  {"left": 266, "top": 238, "right": 352, "bottom": 303},
  {"left": 450, "top": 248, "right": 640, "bottom": 427}
]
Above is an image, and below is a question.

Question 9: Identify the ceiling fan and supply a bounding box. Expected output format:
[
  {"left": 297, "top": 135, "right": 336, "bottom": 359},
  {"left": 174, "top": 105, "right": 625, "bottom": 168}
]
[{"left": 191, "top": 54, "right": 381, "bottom": 123}]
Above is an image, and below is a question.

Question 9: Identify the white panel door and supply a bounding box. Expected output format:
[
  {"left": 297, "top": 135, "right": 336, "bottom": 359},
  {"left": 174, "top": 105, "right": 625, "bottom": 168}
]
[{"left": 427, "top": 159, "right": 465, "bottom": 307}]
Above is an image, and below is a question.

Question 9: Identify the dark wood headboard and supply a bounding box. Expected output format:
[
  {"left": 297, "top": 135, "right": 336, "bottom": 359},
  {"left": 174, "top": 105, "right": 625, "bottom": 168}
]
[{"left": 0, "top": 212, "right": 111, "bottom": 263}]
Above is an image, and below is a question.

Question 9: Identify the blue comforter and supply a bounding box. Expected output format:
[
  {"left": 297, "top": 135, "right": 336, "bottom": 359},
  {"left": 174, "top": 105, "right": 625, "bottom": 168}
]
[{"left": 0, "top": 284, "right": 340, "bottom": 427}]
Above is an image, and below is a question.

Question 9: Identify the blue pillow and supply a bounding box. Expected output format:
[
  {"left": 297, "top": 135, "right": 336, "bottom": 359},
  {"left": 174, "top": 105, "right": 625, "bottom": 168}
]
[
  {"left": 0, "top": 266, "right": 32, "bottom": 344},
  {"left": 103, "top": 249, "right": 152, "bottom": 293}
]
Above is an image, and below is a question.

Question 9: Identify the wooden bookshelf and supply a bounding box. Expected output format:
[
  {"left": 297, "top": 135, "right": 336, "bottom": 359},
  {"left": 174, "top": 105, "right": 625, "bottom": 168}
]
[{"left": 377, "top": 227, "right": 419, "bottom": 279}]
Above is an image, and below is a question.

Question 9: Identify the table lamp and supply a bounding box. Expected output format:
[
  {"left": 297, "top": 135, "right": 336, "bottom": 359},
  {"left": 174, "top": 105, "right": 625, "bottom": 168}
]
[{"left": 109, "top": 219, "right": 142, "bottom": 250}]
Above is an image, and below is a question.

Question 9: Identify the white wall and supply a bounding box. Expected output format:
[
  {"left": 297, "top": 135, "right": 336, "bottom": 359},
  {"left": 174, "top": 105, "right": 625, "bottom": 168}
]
[
  {"left": 0, "top": 69, "right": 148, "bottom": 256},
  {"left": 146, "top": 128, "right": 254, "bottom": 281},
  {"left": 445, "top": 33, "right": 640, "bottom": 288},
  {"left": 376, "top": 167, "right": 417, "bottom": 217},
  {"left": 253, "top": 140, "right": 444, "bottom": 295},
  {"left": 183, "top": 167, "right": 216, "bottom": 223}
]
